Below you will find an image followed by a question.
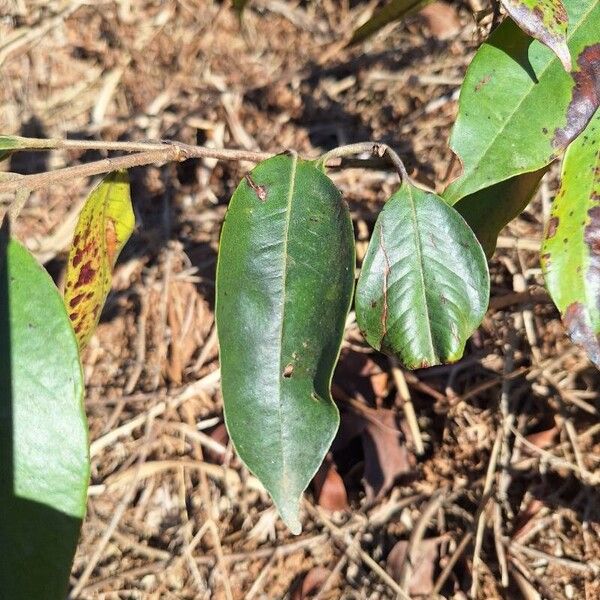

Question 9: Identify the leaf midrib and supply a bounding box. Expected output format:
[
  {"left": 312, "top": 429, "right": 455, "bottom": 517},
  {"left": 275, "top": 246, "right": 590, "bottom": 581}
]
[
  {"left": 406, "top": 186, "right": 436, "bottom": 362},
  {"left": 277, "top": 153, "right": 298, "bottom": 491}
]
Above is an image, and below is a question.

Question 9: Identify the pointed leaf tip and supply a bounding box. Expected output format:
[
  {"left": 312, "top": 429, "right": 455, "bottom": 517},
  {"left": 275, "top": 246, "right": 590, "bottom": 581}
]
[{"left": 216, "top": 155, "right": 354, "bottom": 533}]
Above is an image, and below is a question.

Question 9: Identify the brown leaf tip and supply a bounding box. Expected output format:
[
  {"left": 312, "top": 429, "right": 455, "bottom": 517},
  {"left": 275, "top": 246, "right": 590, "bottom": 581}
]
[
  {"left": 553, "top": 44, "right": 600, "bottom": 149},
  {"left": 563, "top": 302, "right": 600, "bottom": 367}
]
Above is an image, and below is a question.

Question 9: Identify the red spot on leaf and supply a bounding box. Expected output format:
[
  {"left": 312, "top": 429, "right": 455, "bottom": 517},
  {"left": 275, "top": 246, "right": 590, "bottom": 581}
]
[
  {"left": 69, "top": 293, "right": 85, "bottom": 308},
  {"left": 72, "top": 249, "right": 84, "bottom": 268},
  {"left": 76, "top": 262, "right": 96, "bottom": 287}
]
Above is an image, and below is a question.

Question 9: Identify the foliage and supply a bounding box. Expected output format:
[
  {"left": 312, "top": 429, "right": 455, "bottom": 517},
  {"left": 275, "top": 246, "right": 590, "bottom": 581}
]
[
  {"left": 64, "top": 171, "right": 134, "bottom": 350},
  {"left": 355, "top": 181, "right": 489, "bottom": 370},
  {"left": 349, "top": 0, "right": 434, "bottom": 45},
  {"left": 500, "top": 0, "right": 571, "bottom": 70},
  {"left": 0, "top": 1, "right": 599, "bottom": 585},
  {"left": 541, "top": 110, "right": 600, "bottom": 367},
  {"left": 0, "top": 223, "right": 89, "bottom": 599},
  {"left": 444, "top": 0, "right": 599, "bottom": 205},
  {"left": 216, "top": 155, "right": 355, "bottom": 532}
]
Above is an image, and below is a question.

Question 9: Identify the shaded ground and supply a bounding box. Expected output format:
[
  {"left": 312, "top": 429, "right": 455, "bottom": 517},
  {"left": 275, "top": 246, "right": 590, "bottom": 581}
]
[{"left": 1, "top": 1, "right": 599, "bottom": 598}]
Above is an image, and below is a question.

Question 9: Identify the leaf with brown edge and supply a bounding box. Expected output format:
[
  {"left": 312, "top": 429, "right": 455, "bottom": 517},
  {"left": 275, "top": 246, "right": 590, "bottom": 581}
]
[
  {"left": 501, "top": 0, "right": 571, "bottom": 71},
  {"left": 553, "top": 43, "right": 600, "bottom": 149},
  {"left": 443, "top": 0, "right": 599, "bottom": 205},
  {"left": 64, "top": 170, "right": 134, "bottom": 350},
  {"left": 541, "top": 109, "right": 600, "bottom": 367}
]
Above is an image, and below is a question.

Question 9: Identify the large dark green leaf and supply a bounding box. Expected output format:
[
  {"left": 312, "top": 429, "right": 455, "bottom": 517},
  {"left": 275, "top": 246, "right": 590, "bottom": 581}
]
[
  {"left": 0, "top": 224, "right": 89, "bottom": 599},
  {"left": 349, "top": 0, "right": 434, "bottom": 46},
  {"left": 500, "top": 0, "right": 571, "bottom": 70},
  {"left": 454, "top": 166, "right": 549, "bottom": 258},
  {"left": 541, "top": 109, "right": 600, "bottom": 367},
  {"left": 216, "top": 154, "right": 355, "bottom": 533},
  {"left": 444, "top": 0, "right": 599, "bottom": 204},
  {"left": 356, "top": 182, "right": 489, "bottom": 370}
]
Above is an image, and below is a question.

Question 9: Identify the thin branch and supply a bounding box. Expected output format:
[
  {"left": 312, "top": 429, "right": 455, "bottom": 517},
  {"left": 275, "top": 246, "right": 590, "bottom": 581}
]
[
  {"left": 318, "top": 142, "right": 409, "bottom": 182},
  {"left": 0, "top": 143, "right": 272, "bottom": 195},
  {"left": 0, "top": 137, "right": 408, "bottom": 197}
]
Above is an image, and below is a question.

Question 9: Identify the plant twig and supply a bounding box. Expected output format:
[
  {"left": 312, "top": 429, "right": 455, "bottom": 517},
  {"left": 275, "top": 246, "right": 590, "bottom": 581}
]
[
  {"left": 318, "top": 142, "right": 409, "bottom": 182},
  {"left": 0, "top": 137, "right": 410, "bottom": 197},
  {"left": 0, "top": 144, "right": 270, "bottom": 195}
]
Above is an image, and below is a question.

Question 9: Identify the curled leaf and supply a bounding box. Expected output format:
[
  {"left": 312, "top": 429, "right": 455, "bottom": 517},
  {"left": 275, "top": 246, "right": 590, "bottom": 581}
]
[
  {"left": 501, "top": 0, "right": 571, "bottom": 71},
  {"left": 64, "top": 170, "right": 134, "bottom": 350},
  {"left": 541, "top": 109, "right": 600, "bottom": 367},
  {"left": 356, "top": 181, "right": 490, "bottom": 369},
  {"left": 454, "top": 167, "right": 549, "bottom": 258}
]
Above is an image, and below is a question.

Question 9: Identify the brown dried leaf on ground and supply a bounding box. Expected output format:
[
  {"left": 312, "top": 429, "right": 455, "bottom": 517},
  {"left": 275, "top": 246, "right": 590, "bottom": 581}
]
[
  {"left": 361, "top": 407, "right": 415, "bottom": 501},
  {"left": 386, "top": 537, "right": 441, "bottom": 595},
  {"left": 291, "top": 566, "right": 332, "bottom": 600},
  {"left": 312, "top": 454, "right": 349, "bottom": 512}
]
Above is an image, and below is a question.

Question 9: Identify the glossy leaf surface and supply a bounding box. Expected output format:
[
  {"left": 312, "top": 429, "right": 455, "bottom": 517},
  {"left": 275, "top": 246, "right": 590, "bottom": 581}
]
[
  {"left": 216, "top": 155, "right": 355, "bottom": 533},
  {"left": 501, "top": 0, "right": 571, "bottom": 70},
  {"left": 0, "top": 226, "right": 88, "bottom": 599},
  {"left": 541, "top": 109, "right": 600, "bottom": 367},
  {"left": 444, "top": 0, "right": 599, "bottom": 204},
  {"left": 349, "top": 0, "right": 433, "bottom": 45},
  {"left": 356, "top": 182, "right": 489, "bottom": 370},
  {"left": 454, "top": 166, "right": 549, "bottom": 257},
  {"left": 64, "top": 170, "right": 134, "bottom": 349}
]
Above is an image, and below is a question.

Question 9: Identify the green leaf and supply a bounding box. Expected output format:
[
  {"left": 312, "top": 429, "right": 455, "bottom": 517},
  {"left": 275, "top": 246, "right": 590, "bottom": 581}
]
[
  {"left": 444, "top": 0, "right": 600, "bottom": 204},
  {"left": 216, "top": 154, "right": 355, "bottom": 533},
  {"left": 64, "top": 170, "right": 135, "bottom": 350},
  {"left": 541, "top": 109, "right": 600, "bottom": 367},
  {"left": 0, "top": 222, "right": 89, "bottom": 599},
  {"left": 454, "top": 166, "right": 549, "bottom": 258},
  {"left": 349, "top": 0, "right": 434, "bottom": 46},
  {"left": 356, "top": 182, "right": 490, "bottom": 370},
  {"left": 501, "top": 0, "right": 571, "bottom": 70},
  {"left": 0, "top": 135, "right": 27, "bottom": 162}
]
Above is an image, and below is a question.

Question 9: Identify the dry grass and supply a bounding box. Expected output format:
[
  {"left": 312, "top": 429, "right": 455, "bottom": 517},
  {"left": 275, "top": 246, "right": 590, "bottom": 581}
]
[{"left": 1, "top": 1, "right": 599, "bottom": 598}]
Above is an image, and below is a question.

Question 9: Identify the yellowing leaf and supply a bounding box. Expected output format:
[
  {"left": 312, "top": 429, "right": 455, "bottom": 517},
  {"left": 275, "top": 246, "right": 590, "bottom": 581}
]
[{"left": 64, "top": 170, "right": 134, "bottom": 349}]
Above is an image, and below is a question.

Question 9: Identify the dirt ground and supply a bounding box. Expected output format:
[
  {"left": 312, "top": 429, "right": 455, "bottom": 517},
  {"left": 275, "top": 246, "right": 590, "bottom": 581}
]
[{"left": 1, "top": 1, "right": 599, "bottom": 599}]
